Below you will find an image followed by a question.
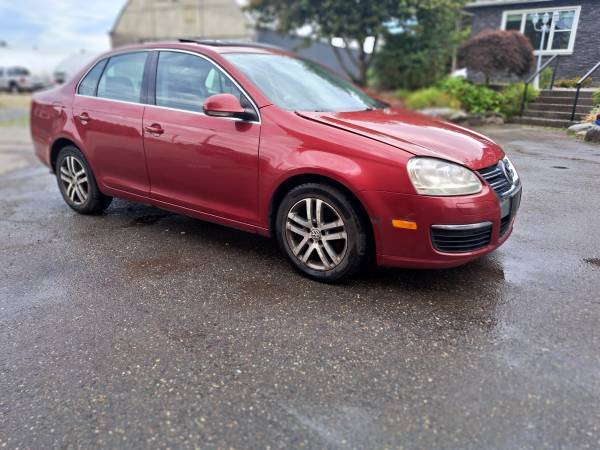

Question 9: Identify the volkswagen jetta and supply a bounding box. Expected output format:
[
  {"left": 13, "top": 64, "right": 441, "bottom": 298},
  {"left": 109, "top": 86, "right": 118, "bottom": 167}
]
[{"left": 31, "top": 41, "right": 522, "bottom": 281}]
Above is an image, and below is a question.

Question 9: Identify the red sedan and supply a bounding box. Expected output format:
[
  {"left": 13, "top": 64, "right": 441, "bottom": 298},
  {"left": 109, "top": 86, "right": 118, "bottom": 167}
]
[{"left": 30, "top": 41, "right": 522, "bottom": 282}]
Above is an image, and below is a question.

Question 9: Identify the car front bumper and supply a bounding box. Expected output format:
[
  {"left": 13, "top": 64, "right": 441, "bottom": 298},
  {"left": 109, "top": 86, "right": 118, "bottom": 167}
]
[{"left": 362, "top": 184, "right": 522, "bottom": 269}]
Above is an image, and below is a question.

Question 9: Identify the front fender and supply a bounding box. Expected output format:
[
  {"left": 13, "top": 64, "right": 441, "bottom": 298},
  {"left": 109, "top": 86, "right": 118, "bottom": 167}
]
[{"left": 256, "top": 106, "right": 414, "bottom": 231}]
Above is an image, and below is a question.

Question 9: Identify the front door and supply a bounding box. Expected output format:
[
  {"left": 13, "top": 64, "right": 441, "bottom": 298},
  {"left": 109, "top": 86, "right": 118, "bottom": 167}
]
[
  {"left": 73, "top": 52, "right": 150, "bottom": 196},
  {"left": 142, "top": 51, "right": 261, "bottom": 224}
]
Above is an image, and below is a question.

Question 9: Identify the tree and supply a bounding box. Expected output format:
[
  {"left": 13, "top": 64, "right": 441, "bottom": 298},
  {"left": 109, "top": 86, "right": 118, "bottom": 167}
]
[
  {"left": 247, "top": 0, "right": 465, "bottom": 87},
  {"left": 372, "top": 3, "right": 468, "bottom": 90},
  {"left": 458, "top": 30, "right": 535, "bottom": 85}
]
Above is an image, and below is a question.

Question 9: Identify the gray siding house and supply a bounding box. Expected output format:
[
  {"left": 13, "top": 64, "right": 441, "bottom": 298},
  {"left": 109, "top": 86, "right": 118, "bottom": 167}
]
[{"left": 465, "top": 0, "right": 600, "bottom": 82}]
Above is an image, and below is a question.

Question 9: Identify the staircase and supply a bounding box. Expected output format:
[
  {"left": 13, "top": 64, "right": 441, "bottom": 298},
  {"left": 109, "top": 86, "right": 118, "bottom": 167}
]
[{"left": 513, "top": 89, "right": 595, "bottom": 128}]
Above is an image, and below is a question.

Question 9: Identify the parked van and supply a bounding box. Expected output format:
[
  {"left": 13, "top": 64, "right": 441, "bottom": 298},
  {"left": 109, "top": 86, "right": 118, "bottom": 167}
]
[{"left": 0, "top": 66, "right": 48, "bottom": 93}]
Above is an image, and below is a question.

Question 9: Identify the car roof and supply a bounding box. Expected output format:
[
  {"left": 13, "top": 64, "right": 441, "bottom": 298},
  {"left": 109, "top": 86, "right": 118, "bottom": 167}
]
[
  {"left": 84, "top": 40, "right": 293, "bottom": 109},
  {"left": 107, "top": 40, "right": 290, "bottom": 56}
]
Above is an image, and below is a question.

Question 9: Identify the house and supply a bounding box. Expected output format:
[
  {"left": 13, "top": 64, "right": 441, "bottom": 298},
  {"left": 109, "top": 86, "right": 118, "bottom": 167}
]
[
  {"left": 109, "top": 0, "right": 359, "bottom": 80},
  {"left": 465, "top": 1, "right": 599, "bottom": 128},
  {"left": 465, "top": 0, "right": 600, "bottom": 83}
]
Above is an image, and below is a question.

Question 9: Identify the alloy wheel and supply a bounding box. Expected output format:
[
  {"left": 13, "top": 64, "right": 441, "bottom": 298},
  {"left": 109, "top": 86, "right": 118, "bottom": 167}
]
[
  {"left": 285, "top": 197, "right": 348, "bottom": 271},
  {"left": 59, "top": 156, "right": 89, "bottom": 206}
]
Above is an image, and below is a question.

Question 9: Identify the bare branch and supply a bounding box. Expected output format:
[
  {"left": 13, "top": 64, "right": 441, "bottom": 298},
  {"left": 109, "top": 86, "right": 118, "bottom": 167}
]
[
  {"left": 331, "top": 45, "right": 360, "bottom": 84},
  {"left": 341, "top": 38, "right": 360, "bottom": 69}
]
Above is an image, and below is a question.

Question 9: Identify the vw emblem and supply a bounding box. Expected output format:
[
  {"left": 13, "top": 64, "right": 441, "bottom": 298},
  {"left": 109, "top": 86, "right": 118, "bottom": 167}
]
[
  {"left": 310, "top": 228, "right": 322, "bottom": 241},
  {"left": 501, "top": 159, "right": 513, "bottom": 183}
]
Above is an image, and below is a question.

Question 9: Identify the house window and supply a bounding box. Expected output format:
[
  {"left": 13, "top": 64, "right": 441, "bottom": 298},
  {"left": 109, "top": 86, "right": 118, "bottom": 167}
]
[{"left": 501, "top": 6, "right": 581, "bottom": 55}]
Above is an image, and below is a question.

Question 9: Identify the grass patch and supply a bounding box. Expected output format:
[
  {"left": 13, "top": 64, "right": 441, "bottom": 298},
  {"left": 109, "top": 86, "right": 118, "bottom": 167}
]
[
  {"left": 0, "top": 115, "right": 30, "bottom": 127},
  {"left": 0, "top": 93, "right": 32, "bottom": 109}
]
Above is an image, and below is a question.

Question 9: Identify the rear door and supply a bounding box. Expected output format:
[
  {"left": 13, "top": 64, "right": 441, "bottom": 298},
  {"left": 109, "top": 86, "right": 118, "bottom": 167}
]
[
  {"left": 73, "top": 52, "right": 150, "bottom": 196},
  {"left": 142, "top": 50, "right": 261, "bottom": 224}
]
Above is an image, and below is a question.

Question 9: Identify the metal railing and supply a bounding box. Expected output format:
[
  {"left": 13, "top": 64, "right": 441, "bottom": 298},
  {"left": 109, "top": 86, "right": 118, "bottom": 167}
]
[
  {"left": 520, "top": 55, "right": 560, "bottom": 116},
  {"left": 570, "top": 61, "right": 600, "bottom": 121}
]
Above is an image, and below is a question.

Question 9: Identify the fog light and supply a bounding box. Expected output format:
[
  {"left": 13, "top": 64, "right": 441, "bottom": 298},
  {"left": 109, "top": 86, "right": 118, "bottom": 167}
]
[{"left": 392, "top": 220, "right": 418, "bottom": 230}]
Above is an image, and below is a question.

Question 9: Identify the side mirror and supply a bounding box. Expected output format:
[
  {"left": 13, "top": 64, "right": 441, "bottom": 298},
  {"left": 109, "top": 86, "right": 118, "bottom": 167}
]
[{"left": 203, "top": 94, "right": 246, "bottom": 118}]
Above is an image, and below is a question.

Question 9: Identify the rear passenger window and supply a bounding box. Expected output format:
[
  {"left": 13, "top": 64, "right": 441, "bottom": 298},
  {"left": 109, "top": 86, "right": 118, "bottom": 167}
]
[
  {"left": 97, "top": 52, "right": 147, "bottom": 103},
  {"left": 78, "top": 59, "right": 107, "bottom": 96}
]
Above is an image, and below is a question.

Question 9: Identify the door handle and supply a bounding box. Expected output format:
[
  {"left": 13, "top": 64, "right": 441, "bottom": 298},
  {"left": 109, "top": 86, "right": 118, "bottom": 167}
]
[
  {"left": 145, "top": 124, "right": 164, "bottom": 136},
  {"left": 76, "top": 112, "right": 90, "bottom": 123}
]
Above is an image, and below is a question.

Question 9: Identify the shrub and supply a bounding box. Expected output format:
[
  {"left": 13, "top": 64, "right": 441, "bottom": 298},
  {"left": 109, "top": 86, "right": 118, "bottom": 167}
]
[
  {"left": 539, "top": 67, "right": 554, "bottom": 90},
  {"left": 458, "top": 30, "right": 534, "bottom": 84},
  {"left": 394, "top": 89, "right": 411, "bottom": 101},
  {"left": 431, "top": 77, "right": 538, "bottom": 118},
  {"left": 405, "top": 88, "right": 461, "bottom": 110},
  {"left": 555, "top": 78, "right": 593, "bottom": 88},
  {"left": 594, "top": 89, "right": 600, "bottom": 106},
  {"left": 398, "top": 76, "right": 541, "bottom": 118},
  {"left": 500, "top": 83, "right": 539, "bottom": 118},
  {"left": 585, "top": 106, "right": 599, "bottom": 123},
  {"left": 438, "top": 77, "right": 503, "bottom": 114}
]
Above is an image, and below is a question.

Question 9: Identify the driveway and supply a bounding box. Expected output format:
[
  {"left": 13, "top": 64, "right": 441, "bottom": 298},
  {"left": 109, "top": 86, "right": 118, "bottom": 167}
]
[{"left": 1, "top": 123, "right": 599, "bottom": 449}]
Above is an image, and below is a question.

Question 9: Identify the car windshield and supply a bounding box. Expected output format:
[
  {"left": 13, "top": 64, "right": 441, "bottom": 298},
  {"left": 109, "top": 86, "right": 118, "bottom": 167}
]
[{"left": 224, "top": 53, "right": 386, "bottom": 112}]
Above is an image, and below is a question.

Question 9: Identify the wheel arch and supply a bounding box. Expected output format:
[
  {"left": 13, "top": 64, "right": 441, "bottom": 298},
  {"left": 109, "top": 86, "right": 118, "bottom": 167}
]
[
  {"left": 49, "top": 137, "right": 79, "bottom": 173},
  {"left": 267, "top": 172, "right": 377, "bottom": 257}
]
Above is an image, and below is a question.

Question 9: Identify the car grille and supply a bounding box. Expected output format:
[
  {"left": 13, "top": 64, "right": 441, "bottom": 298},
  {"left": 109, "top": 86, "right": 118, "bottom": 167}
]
[
  {"left": 478, "top": 163, "right": 512, "bottom": 197},
  {"left": 499, "top": 214, "right": 511, "bottom": 237},
  {"left": 430, "top": 223, "right": 493, "bottom": 253}
]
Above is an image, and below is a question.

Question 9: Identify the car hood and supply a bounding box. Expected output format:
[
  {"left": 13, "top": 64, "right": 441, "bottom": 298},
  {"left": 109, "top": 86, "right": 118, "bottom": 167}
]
[{"left": 296, "top": 108, "right": 504, "bottom": 170}]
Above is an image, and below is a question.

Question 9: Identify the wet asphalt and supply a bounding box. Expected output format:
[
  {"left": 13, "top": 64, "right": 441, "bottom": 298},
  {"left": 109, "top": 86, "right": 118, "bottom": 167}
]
[{"left": 1, "top": 122, "right": 599, "bottom": 449}]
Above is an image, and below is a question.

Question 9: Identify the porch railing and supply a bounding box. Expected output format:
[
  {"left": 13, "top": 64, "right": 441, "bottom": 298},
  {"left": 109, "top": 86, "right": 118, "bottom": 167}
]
[
  {"left": 520, "top": 55, "right": 560, "bottom": 117},
  {"left": 570, "top": 61, "right": 600, "bottom": 121}
]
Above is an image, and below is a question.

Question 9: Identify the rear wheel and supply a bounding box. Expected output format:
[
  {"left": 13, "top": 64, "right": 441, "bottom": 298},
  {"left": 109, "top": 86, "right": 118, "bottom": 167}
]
[
  {"left": 9, "top": 83, "right": 19, "bottom": 94},
  {"left": 56, "top": 146, "right": 112, "bottom": 214},
  {"left": 275, "top": 183, "right": 368, "bottom": 282}
]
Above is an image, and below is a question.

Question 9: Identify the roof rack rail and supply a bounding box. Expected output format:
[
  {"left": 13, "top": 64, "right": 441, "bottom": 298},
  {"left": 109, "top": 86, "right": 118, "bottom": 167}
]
[{"left": 177, "top": 39, "right": 283, "bottom": 51}]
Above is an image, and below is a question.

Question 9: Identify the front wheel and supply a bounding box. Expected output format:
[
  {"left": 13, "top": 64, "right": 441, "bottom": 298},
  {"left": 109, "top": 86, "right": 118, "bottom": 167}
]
[
  {"left": 275, "top": 183, "right": 369, "bottom": 282},
  {"left": 56, "top": 146, "right": 112, "bottom": 214}
]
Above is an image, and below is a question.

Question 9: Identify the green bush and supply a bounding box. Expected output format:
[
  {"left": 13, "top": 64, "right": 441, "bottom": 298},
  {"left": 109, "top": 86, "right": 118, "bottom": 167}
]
[
  {"left": 394, "top": 89, "right": 411, "bottom": 101},
  {"left": 539, "top": 67, "right": 554, "bottom": 90},
  {"left": 593, "top": 89, "right": 600, "bottom": 106},
  {"left": 402, "top": 77, "right": 540, "bottom": 118},
  {"left": 500, "top": 83, "right": 539, "bottom": 118},
  {"left": 438, "top": 77, "right": 503, "bottom": 114},
  {"left": 405, "top": 88, "right": 461, "bottom": 110},
  {"left": 555, "top": 78, "right": 593, "bottom": 88}
]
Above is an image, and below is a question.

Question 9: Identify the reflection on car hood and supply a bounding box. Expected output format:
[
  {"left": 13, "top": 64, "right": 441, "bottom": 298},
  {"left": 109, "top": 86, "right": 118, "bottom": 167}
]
[{"left": 296, "top": 108, "right": 505, "bottom": 170}]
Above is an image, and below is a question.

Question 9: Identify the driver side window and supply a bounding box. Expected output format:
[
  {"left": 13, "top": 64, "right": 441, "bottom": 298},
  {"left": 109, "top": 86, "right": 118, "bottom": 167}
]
[{"left": 156, "top": 51, "right": 249, "bottom": 114}]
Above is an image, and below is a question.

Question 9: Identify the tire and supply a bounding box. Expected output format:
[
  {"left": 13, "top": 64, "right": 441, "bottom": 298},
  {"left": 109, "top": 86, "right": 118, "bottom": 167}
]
[
  {"left": 55, "top": 146, "right": 112, "bottom": 214},
  {"left": 275, "top": 183, "right": 369, "bottom": 282},
  {"left": 9, "top": 83, "right": 19, "bottom": 94}
]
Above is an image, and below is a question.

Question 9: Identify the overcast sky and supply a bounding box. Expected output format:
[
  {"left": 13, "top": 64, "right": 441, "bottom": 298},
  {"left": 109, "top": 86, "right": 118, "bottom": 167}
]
[{"left": 0, "top": 0, "right": 128, "bottom": 51}]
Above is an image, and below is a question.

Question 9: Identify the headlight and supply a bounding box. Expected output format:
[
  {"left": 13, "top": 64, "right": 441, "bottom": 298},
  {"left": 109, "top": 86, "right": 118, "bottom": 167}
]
[
  {"left": 407, "top": 157, "right": 482, "bottom": 196},
  {"left": 502, "top": 156, "right": 519, "bottom": 184}
]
